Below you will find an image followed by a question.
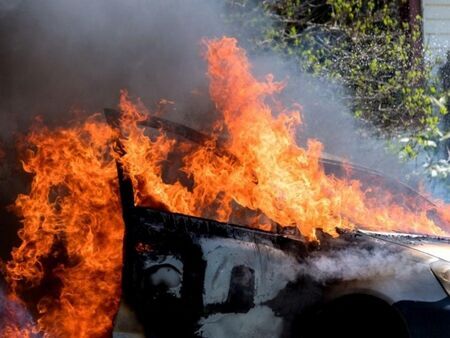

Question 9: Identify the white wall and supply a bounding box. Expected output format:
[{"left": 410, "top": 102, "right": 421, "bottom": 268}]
[{"left": 423, "top": 0, "right": 450, "bottom": 61}]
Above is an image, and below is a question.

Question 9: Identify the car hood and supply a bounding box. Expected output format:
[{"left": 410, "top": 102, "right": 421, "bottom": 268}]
[{"left": 357, "top": 229, "right": 450, "bottom": 262}]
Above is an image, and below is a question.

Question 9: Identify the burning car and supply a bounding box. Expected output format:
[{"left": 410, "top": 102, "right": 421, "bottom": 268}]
[
  {"left": 4, "top": 37, "right": 450, "bottom": 338},
  {"left": 109, "top": 110, "right": 450, "bottom": 338}
]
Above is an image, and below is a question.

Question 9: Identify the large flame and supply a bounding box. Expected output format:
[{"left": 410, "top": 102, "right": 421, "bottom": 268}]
[
  {"left": 1, "top": 36, "right": 449, "bottom": 337},
  {"left": 4, "top": 117, "right": 123, "bottom": 337},
  {"left": 119, "top": 37, "right": 448, "bottom": 239}
]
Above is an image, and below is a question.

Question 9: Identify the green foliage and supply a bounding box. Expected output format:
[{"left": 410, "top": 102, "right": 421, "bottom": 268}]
[{"left": 225, "top": 0, "right": 450, "bottom": 188}]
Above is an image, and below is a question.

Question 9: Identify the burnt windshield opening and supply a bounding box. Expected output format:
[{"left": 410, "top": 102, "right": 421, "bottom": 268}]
[{"left": 104, "top": 108, "right": 449, "bottom": 238}]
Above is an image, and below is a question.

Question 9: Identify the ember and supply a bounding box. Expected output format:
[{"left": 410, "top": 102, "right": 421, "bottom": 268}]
[{"left": 1, "top": 36, "right": 449, "bottom": 337}]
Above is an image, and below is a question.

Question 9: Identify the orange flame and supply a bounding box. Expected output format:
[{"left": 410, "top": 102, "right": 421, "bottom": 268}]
[
  {"left": 118, "top": 37, "right": 448, "bottom": 239},
  {"left": 1, "top": 36, "right": 449, "bottom": 337},
  {"left": 5, "top": 116, "right": 123, "bottom": 337}
]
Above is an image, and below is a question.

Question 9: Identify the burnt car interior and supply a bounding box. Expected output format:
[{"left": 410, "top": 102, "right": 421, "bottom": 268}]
[
  {"left": 105, "top": 108, "right": 312, "bottom": 337},
  {"left": 105, "top": 108, "right": 443, "bottom": 338}
]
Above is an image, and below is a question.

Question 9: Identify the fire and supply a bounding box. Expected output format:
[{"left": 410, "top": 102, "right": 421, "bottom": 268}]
[
  {"left": 1, "top": 36, "right": 449, "bottom": 336},
  {"left": 118, "top": 37, "right": 448, "bottom": 239},
  {"left": 5, "top": 116, "right": 123, "bottom": 337}
]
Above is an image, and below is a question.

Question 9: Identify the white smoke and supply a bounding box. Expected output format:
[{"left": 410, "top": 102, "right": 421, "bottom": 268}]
[
  {"left": 0, "top": 286, "right": 35, "bottom": 333},
  {"left": 302, "top": 245, "right": 425, "bottom": 283}
]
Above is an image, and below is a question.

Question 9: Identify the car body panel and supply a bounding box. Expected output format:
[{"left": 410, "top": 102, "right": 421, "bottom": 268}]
[
  {"left": 104, "top": 110, "right": 450, "bottom": 337},
  {"left": 112, "top": 207, "right": 450, "bottom": 337}
]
